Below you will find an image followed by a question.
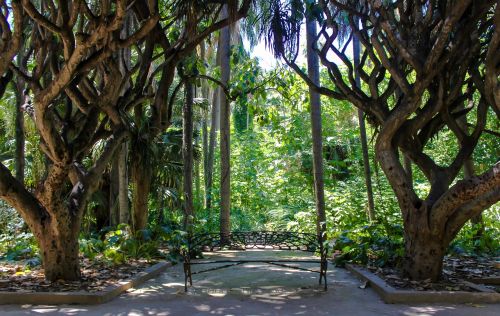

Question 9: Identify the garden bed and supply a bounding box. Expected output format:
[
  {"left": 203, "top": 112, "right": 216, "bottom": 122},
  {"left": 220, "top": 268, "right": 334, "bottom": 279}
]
[
  {"left": 367, "top": 256, "right": 499, "bottom": 293},
  {"left": 0, "top": 258, "right": 172, "bottom": 304},
  {"left": 0, "top": 258, "right": 157, "bottom": 293},
  {"left": 345, "top": 256, "right": 500, "bottom": 304}
]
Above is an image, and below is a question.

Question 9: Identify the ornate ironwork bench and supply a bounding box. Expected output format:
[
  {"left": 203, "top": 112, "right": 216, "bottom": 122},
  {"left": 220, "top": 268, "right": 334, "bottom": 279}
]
[{"left": 183, "top": 231, "right": 328, "bottom": 291}]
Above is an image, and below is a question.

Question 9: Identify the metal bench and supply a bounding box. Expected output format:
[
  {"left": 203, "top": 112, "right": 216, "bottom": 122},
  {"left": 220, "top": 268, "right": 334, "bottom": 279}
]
[{"left": 183, "top": 231, "right": 328, "bottom": 291}]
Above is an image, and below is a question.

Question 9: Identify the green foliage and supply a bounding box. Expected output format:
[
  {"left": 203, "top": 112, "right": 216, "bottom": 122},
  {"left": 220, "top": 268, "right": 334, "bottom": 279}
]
[
  {"left": 332, "top": 224, "right": 405, "bottom": 268},
  {"left": 79, "top": 225, "right": 162, "bottom": 265},
  {"left": 0, "top": 232, "right": 38, "bottom": 262},
  {"left": 0, "top": 203, "right": 38, "bottom": 263},
  {"left": 78, "top": 223, "right": 191, "bottom": 265},
  {"left": 448, "top": 204, "right": 500, "bottom": 257}
]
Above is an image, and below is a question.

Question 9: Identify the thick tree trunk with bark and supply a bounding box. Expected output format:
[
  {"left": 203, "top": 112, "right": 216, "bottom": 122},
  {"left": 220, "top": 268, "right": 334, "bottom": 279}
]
[
  {"left": 37, "top": 216, "right": 81, "bottom": 281},
  {"left": 219, "top": 5, "right": 231, "bottom": 243},
  {"left": 1, "top": 128, "right": 127, "bottom": 282},
  {"left": 403, "top": 228, "right": 446, "bottom": 281},
  {"left": 377, "top": 141, "right": 500, "bottom": 281},
  {"left": 131, "top": 155, "right": 152, "bottom": 232}
]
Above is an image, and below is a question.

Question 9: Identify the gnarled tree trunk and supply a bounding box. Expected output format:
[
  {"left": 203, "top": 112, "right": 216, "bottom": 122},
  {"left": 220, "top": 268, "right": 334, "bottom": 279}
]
[
  {"left": 400, "top": 203, "right": 446, "bottom": 281},
  {"left": 36, "top": 212, "right": 81, "bottom": 281},
  {"left": 1, "top": 129, "right": 127, "bottom": 282}
]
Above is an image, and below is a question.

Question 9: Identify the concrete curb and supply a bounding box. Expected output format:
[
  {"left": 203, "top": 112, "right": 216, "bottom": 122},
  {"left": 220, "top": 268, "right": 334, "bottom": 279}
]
[
  {"left": 345, "top": 264, "right": 500, "bottom": 304},
  {"left": 0, "top": 261, "right": 172, "bottom": 305}
]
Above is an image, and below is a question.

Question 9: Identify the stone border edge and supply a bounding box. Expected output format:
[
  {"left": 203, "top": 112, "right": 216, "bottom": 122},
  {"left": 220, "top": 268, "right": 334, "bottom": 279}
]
[
  {"left": 345, "top": 263, "right": 500, "bottom": 304},
  {"left": 0, "top": 261, "right": 172, "bottom": 305}
]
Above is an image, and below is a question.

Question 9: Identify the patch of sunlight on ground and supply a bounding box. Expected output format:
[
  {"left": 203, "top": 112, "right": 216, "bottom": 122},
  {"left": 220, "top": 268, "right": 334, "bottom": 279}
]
[
  {"left": 30, "top": 308, "right": 58, "bottom": 313},
  {"left": 404, "top": 306, "right": 457, "bottom": 316}
]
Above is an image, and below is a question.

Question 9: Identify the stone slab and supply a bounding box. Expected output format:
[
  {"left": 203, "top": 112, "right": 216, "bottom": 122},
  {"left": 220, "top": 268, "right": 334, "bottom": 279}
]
[
  {"left": 346, "top": 263, "right": 500, "bottom": 304},
  {"left": 0, "top": 261, "right": 171, "bottom": 305}
]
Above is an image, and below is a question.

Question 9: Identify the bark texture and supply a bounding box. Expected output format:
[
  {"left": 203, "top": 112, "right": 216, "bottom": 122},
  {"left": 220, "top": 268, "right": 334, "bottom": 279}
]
[
  {"left": 306, "top": 17, "right": 326, "bottom": 239},
  {"left": 353, "top": 27, "right": 375, "bottom": 222},
  {"left": 219, "top": 5, "right": 231, "bottom": 243},
  {"left": 183, "top": 80, "right": 194, "bottom": 230},
  {"left": 206, "top": 88, "right": 219, "bottom": 211},
  {"left": 118, "top": 142, "right": 130, "bottom": 225},
  {"left": 131, "top": 154, "right": 152, "bottom": 232}
]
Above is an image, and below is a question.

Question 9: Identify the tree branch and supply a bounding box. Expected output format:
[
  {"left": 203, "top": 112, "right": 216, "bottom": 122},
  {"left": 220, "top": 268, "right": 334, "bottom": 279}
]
[
  {"left": 0, "top": 163, "right": 48, "bottom": 227},
  {"left": 431, "top": 161, "right": 500, "bottom": 234}
]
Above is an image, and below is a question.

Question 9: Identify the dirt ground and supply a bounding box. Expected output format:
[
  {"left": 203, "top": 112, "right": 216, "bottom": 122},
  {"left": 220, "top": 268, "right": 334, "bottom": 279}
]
[{"left": 1, "top": 250, "right": 499, "bottom": 316}]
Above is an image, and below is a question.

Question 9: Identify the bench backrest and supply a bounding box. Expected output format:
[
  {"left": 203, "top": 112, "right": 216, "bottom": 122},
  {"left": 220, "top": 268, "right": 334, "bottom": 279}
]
[{"left": 188, "top": 231, "right": 321, "bottom": 253}]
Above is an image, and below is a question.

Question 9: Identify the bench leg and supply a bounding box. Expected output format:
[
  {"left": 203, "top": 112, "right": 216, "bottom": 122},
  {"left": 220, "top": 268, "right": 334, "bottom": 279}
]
[
  {"left": 189, "top": 268, "right": 193, "bottom": 286},
  {"left": 323, "top": 272, "right": 327, "bottom": 290},
  {"left": 184, "top": 261, "right": 192, "bottom": 292},
  {"left": 319, "top": 260, "right": 327, "bottom": 291}
]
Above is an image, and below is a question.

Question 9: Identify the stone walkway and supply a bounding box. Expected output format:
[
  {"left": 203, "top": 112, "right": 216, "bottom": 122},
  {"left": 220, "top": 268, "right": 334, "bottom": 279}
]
[{"left": 1, "top": 250, "right": 499, "bottom": 315}]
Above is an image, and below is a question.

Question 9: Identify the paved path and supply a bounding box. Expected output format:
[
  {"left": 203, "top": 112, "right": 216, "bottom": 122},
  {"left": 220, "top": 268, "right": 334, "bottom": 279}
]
[{"left": 1, "top": 250, "right": 499, "bottom": 315}]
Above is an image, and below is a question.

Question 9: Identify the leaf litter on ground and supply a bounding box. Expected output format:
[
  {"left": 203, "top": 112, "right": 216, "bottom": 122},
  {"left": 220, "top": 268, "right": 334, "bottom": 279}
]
[
  {"left": 367, "top": 255, "right": 499, "bottom": 293},
  {"left": 0, "top": 257, "right": 157, "bottom": 293}
]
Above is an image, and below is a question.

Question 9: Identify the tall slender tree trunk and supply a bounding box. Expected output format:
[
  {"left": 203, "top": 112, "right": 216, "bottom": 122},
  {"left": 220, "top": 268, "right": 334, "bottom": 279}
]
[
  {"left": 353, "top": 24, "right": 375, "bottom": 222},
  {"left": 119, "top": 14, "right": 131, "bottom": 226},
  {"left": 193, "top": 87, "right": 201, "bottom": 205},
  {"left": 13, "top": 44, "right": 29, "bottom": 185},
  {"left": 14, "top": 84, "right": 25, "bottom": 184},
  {"left": 205, "top": 40, "right": 222, "bottom": 211},
  {"left": 219, "top": 5, "right": 231, "bottom": 243},
  {"left": 205, "top": 89, "right": 219, "bottom": 210},
  {"left": 306, "top": 17, "right": 326, "bottom": 240},
  {"left": 183, "top": 80, "right": 194, "bottom": 230},
  {"left": 195, "top": 144, "right": 201, "bottom": 204},
  {"left": 118, "top": 142, "right": 129, "bottom": 224},
  {"left": 201, "top": 42, "right": 210, "bottom": 207},
  {"left": 202, "top": 111, "right": 208, "bottom": 194},
  {"left": 109, "top": 159, "right": 120, "bottom": 226}
]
